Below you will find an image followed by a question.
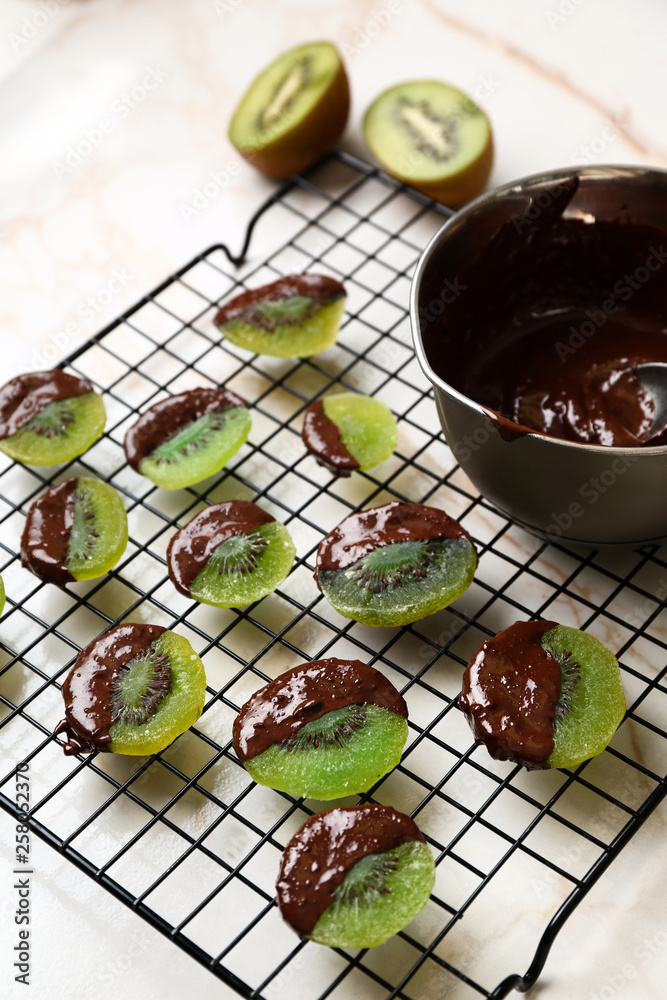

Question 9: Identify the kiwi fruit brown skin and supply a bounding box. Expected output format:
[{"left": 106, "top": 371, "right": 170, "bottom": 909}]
[
  {"left": 229, "top": 41, "right": 350, "bottom": 179},
  {"left": 362, "top": 80, "right": 494, "bottom": 207}
]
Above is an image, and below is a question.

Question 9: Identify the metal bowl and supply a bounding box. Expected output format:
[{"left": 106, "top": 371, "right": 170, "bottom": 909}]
[{"left": 410, "top": 165, "right": 667, "bottom": 547}]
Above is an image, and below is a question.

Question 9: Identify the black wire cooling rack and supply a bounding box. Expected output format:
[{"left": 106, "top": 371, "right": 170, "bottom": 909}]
[{"left": 1, "top": 151, "right": 667, "bottom": 1000}]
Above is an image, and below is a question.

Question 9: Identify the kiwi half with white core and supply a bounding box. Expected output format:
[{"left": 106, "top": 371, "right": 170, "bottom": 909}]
[
  {"left": 229, "top": 41, "right": 350, "bottom": 178},
  {"left": 363, "top": 80, "right": 493, "bottom": 206}
]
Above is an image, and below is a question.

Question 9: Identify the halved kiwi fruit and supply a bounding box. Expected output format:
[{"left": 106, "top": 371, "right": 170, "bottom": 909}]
[
  {"left": 55, "top": 624, "right": 207, "bottom": 756},
  {"left": 277, "top": 804, "right": 435, "bottom": 948},
  {"left": 233, "top": 658, "right": 409, "bottom": 799},
  {"left": 459, "top": 620, "right": 626, "bottom": 770},
  {"left": 302, "top": 393, "right": 398, "bottom": 476},
  {"left": 21, "top": 476, "right": 128, "bottom": 586},
  {"left": 0, "top": 370, "right": 106, "bottom": 466},
  {"left": 167, "top": 499, "right": 296, "bottom": 607},
  {"left": 229, "top": 40, "right": 350, "bottom": 178},
  {"left": 214, "top": 274, "right": 346, "bottom": 358},
  {"left": 315, "top": 501, "right": 477, "bottom": 627},
  {"left": 124, "top": 387, "right": 251, "bottom": 490},
  {"left": 363, "top": 80, "right": 493, "bottom": 206}
]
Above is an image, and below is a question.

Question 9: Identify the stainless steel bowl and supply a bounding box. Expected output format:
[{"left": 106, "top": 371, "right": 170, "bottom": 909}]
[{"left": 410, "top": 165, "right": 667, "bottom": 547}]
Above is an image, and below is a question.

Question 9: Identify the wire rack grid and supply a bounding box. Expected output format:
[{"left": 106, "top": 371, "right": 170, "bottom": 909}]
[{"left": 1, "top": 152, "right": 666, "bottom": 1000}]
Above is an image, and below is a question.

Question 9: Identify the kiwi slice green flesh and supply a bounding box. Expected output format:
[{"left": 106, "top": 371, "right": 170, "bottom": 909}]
[
  {"left": 0, "top": 392, "right": 106, "bottom": 465},
  {"left": 67, "top": 478, "right": 128, "bottom": 581},
  {"left": 319, "top": 536, "right": 476, "bottom": 627},
  {"left": 310, "top": 840, "right": 435, "bottom": 948},
  {"left": 109, "top": 631, "right": 206, "bottom": 755},
  {"left": 543, "top": 624, "right": 626, "bottom": 769},
  {"left": 0, "top": 574, "right": 4, "bottom": 616},
  {"left": 245, "top": 703, "right": 408, "bottom": 800},
  {"left": 138, "top": 407, "right": 251, "bottom": 490},
  {"left": 322, "top": 394, "right": 397, "bottom": 470},
  {"left": 220, "top": 296, "right": 345, "bottom": 358},
  {"left": 189, "top": 520, "right": 295, "bottom": 607},
  {"left": 363, "top": 81, "right": 493, "bottom": 206},
  {"left": 229, "top": 41, "right": 350, "bottom": 179}
]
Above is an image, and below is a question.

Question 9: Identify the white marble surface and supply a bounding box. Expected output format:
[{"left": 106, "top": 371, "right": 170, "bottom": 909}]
[{"left": 1, "top": 2, "right": 666, "bottom": 999}]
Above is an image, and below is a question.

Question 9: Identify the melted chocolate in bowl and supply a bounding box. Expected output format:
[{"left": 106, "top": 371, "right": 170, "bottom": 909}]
[{"left": 421, "top": 178, "right": 667, "bottom": 447}]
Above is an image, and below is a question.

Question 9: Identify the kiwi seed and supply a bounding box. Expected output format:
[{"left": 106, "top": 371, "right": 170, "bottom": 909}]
[
  {"left": 282, "top": 705, "right": 368, "bottom": 752},
  {"left": 206, "top": 529, "right": 268, "bottom": 577},
  {"left": 67, "top": 486, "right": 100, "bottom": 565},
  {"left": 547, "top": 647, "right": 582, "bottom": 726},
  {"left": 112, "top": 647, "right": 172, "bottom": 726},
  {"left": 29, "top": 400, "right": 75, "bottom": 438},
  {"left": 350, "top": 540, "right": 438, "bottom": 594},
  {"left": 149, "top": 412, "right": 231, "bottom": 467},
  {"left": 330, "top": 851, "right": 398, "bottom": 904}
]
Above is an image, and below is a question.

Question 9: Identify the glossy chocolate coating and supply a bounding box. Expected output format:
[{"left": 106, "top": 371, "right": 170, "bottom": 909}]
[
  {"left": 167, "top": 500, "right": 274, "bottom": 595},
  {"left": 459, "top": 620, "right": 560, "bottom": 769},
  {"left": 0, "top": 370, "right": 94, "bottom": 440},
  {"left": 315, "top": 500, "right": 471, "bottom": 581},
  {"left": 54, "top": 623, "right": 166, "bottom": 755},
  {"left": 422, "top": 207, "right": 667, "bottom": 446},
  {"left": 20, "top": 478, "right": 78, "bottom": 586},
  {"left": 302, "top": 399, "right": 359, "bottom": 476},
  {"left": 123, "top": 387, "right": 248, "bottom": 470},
  {"left": 233, "top": 657, "right": 407, "bottom": 762},
  {"left": 277, "top": 804, "right": 425, "bottom": 938},
  {"left": 214, "top": 274, "right": 345, "bottom": 331}
]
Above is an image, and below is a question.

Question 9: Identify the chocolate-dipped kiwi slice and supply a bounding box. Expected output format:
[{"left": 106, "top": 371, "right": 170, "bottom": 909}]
[
  {"left": 277, "top": 804, "right": 435, "bottom": 948},
  {"left": 21, "top": 477, "right": 128, "bottom": 586},
  {"left": 0, "top": 370, "right": 106, "bottom": 465},
  {"left": 54, "top": 623, "right": 207, "bottom": 756},
  {"left": 302, "top": 392, "right": 397, "bottom": 476},
  {"left": 214, "top": 274, "right": 346, "bottom": 358},
  {"left": 459, "top": 620, "right": 626, "bottom": 770},
  {"left": 233, "top": 658, "right": 408, "bottom": 799},
  {"left": 124, "top": 387, "right": 251, "bottom": 490},
  {"left": 167, "top": 500, "right": 295, "bottom": 607},
  {"left": 315, "top": 501, "right": 477, "bottom": 627}
]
